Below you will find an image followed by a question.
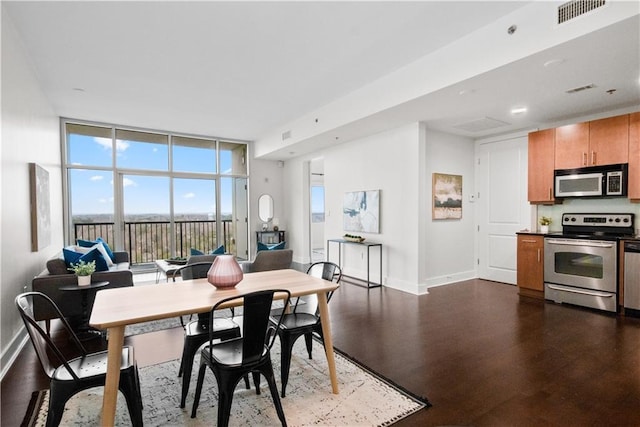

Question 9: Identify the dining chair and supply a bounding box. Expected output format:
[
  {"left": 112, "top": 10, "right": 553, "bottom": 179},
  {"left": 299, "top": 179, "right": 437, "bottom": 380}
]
[
  {"left": 15, "top": 292, "right": 143, "bottom": 427},
  {"left": 270, "top": 261, "right": 341, "bottom": 397},
  {"left": 171, "top": 262, "right": 243, "bottom": 409},
  {"left": 191, "top": 289, "right": 292, "bottom": 427}
]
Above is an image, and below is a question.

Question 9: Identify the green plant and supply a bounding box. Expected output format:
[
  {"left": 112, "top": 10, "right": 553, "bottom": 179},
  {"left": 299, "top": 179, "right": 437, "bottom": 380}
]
[
  {"left": 539, "top": 216, "right": 552, "bottom": 226},
  {"left": 68, "top": 260, "right": 96, "bottom": 276}
]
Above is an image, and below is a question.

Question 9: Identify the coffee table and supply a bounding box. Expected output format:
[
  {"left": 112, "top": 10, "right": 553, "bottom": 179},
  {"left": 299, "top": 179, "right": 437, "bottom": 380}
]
[{"left": 154, "top": 259, "right": 183, "bottom": 283}]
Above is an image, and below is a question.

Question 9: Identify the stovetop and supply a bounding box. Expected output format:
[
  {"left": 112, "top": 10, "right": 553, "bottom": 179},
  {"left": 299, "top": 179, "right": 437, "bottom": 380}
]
[{"left": 558, "top": 213, "right": 635, "bottom": 241}]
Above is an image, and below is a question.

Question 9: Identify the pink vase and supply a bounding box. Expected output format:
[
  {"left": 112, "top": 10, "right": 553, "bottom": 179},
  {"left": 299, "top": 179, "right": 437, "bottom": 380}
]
[{"left": 207, "top": 255, "right": 243, "bottom": 289}]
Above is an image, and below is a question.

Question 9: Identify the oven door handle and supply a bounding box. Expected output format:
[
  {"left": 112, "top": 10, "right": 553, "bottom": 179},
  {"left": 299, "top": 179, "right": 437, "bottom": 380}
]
[
  {"left": 547, "top": 284, "right": 614, "bottom": 298},
  {"left": 545, "top": 239, "right": 615, "bottom": 249}
]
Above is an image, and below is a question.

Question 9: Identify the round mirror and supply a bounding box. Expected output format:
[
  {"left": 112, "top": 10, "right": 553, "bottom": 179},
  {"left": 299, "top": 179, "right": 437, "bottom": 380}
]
[{"left": 258, "top": 194, "right": 274, "bottom": 222}]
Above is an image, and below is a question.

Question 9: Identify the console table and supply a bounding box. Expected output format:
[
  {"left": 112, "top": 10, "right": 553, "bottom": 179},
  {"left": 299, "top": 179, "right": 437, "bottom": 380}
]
[
  {"left": 326, "top": 239, "right": 382, "bottom": 289},
  {"left": 256, "top": 230, "right": 286, "bottom": 245}
]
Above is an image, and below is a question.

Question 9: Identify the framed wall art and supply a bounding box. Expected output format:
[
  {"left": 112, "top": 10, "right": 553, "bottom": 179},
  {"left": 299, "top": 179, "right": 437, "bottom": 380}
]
[
  {"left": 432, "top": 173, "right": 462, "bottom": 220},
  {"left": 30, "top": 163, "right": 51, "bottom": 251},
  {"left": 343, "top": 190, "right": 380, "bottom": 233}
]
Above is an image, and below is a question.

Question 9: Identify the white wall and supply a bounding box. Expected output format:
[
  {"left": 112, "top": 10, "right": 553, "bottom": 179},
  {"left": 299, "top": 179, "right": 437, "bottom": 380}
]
[
  {"left": 1, "top": 8, "right": 62, "bottom": 376},
  {"left": 421, "top": 126, "right": 477, "bottom": 291}
]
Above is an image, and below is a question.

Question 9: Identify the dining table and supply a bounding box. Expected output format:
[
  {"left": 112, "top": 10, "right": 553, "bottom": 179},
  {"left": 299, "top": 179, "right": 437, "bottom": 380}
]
[{"left": 90, "top": 268, "right": 340, "bottom": 426}]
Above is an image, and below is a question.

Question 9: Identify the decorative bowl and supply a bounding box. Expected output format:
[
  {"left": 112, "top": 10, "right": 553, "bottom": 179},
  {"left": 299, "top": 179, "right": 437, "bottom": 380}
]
[{"left": 343, "top": 235, "right": 365, "bottom": 243}]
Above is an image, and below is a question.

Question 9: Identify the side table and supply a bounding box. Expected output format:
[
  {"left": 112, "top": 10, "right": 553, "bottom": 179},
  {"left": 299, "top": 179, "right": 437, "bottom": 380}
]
[{"left": 59, "top": 281, "right": 109, "bottom": 340}]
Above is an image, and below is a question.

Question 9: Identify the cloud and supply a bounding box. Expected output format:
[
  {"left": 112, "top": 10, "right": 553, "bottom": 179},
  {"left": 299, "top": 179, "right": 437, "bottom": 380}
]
[
  {"left": 94, "top": 137, "right": 129, "bottom": 152},
  {"left": 183, "top": 192, "right": 196, "bottom": 199},
  {"left": 122, "top": 177, "right": 136, "bottom": 187},
  {"left": 90, "top": 175, "right": 104, "bottom": 181}
]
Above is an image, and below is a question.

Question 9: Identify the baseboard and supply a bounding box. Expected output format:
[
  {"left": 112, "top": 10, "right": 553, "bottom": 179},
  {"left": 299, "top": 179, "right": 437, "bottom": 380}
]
[
  {"left": 419, "top": 270, "right": 478, "bottom": 293},
  {"left": 1, "top": 325, "right": 29, "bottom": 381}
]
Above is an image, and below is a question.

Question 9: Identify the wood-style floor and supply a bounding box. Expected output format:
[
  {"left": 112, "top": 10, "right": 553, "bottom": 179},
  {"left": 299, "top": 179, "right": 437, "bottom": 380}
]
[{"left": 4, "top": 278, "right": 640, "bottom": 426}]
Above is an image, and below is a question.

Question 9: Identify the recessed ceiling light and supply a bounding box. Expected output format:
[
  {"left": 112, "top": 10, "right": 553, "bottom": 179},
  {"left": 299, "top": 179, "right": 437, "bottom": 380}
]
[
  {"left": 72, "top": 88, "right": 85, "bottom": 92},
  {"left": 511, "top": 107, "right": 528, "bottom": 115},
  {"left": 458, "top": 89, "right": 475, "bottom": 96}
]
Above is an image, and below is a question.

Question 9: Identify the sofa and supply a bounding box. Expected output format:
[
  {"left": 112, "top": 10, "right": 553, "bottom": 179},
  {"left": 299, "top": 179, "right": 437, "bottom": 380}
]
[{"left": 31, "top": 251, "right": 134, "bottom": 325}]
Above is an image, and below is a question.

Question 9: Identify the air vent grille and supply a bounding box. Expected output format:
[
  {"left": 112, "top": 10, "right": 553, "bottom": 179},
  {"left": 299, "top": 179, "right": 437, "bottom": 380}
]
[
  {"left": 566, "top": 84, "right": 596, "bottom": 94},
  {"left": 282, "top": 130, "right": 292, "bottom": 141},
  {"left": 558, "top": 0, "right": 606, "bottom": 24}
]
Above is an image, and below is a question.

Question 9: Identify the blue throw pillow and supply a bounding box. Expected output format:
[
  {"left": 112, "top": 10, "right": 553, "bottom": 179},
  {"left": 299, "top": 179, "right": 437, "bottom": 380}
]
[
  {"left": 211, "top": 245, "right": 225, "bottom": 255},
  {"left": 77, "top": 238, "right": 116, "bottom": 262},
  {"left": 190, "top": 248, "right": 205, "bottom": 256},
  {"left": 78, "top": 248, "right": 109, "bottom": 272},
  {"left": 63, "top": 247, "right": 83, "bottom": 268},
  {"left": 270, "top": 241, "right": 286, "bottom": 250},
  {"left": 257, "top": 242, "right": 270, "bottom": 252}
]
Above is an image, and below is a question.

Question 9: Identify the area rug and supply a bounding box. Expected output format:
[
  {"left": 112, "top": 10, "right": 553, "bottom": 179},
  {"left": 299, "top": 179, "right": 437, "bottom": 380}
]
[
  {"left": 22, "top": 340, "right": 429, "bottom": 426},
  {"left": 124, "top": 317, "right": 183, "bottom": 337}
]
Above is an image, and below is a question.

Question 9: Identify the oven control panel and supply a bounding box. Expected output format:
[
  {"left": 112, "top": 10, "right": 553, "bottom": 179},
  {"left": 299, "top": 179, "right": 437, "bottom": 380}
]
[{"left": 562, "top": 213, "right": 634, "bottom": 229}]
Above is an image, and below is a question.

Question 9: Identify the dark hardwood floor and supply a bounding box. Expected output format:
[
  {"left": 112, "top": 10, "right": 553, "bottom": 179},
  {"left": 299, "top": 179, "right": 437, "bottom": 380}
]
[{"left": 4, "top": 278, "right": 640, "bottom": 426}]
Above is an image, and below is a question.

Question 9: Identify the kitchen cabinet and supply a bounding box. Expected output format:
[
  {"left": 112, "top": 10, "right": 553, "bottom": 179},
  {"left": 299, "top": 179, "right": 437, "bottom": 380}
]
[
  {"left": 517, "top": 234, "right": 544, "bottom": 299},
  {"left": 555, "top": 115, "right": 629, "bottom": 169},
  {"left": 528, "top": 128, "right": 556, "bottom": 204},
  {"left": 629, "top": 112, "right": 640, "bottom": 201}
]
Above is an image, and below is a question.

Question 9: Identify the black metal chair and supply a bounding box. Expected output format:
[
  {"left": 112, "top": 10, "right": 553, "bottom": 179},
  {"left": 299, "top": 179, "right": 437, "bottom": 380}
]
[
  {"left": 270, "top": 261, "right": 341, "bottom": 397},
  {"left": 15, "top": 292, "right": 143, "bottom": 427},
  {"left": 171, "top": 262, "right": 243, "bottom": 409},
  {"left": 191, "top": 289, "right": 291, "bottom": 427}
]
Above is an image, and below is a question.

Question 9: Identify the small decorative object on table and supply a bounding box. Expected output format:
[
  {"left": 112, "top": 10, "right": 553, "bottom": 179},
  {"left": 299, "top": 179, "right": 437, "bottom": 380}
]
[
  {"left": 539, "top": 216, "right": 552, "bottom": 234},
  {"left": 207, "top": 255, "right": 244, "bottom": 289},
  {"left": 343, "top": 234, "right": 365, "bottom": 243},
  {"left": 68, "top": 260, "right": 96, "bottom": 286},
  {"left": 166, "top": 257, "right": 187, "bottom": 265}
]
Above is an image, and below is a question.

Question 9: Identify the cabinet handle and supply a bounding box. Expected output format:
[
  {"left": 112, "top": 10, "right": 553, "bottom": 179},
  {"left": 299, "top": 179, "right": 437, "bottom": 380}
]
[
  {"left": 549, "top": 187, "right": 552, "bottom": 200},
  {"left": 522, "top": 239, "right": 537, "bottom": 243},
  {"left": 583, "top": 152, "right": 587, "bottom": 166},
  {"left": 592, "top": 151, "right": 596, "bottom": 165},
  {"left": 537, "top": 248, "right": 541, "bottom": 263}
]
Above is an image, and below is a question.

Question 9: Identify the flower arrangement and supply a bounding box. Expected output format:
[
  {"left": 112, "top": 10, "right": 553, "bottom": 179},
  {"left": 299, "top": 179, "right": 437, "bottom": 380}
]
[
  {"left": 539, "top": 216, "right": 552, "bottom": 226},
  {"left": 68, "top": 260, "right": 96, "bottom": 276}
]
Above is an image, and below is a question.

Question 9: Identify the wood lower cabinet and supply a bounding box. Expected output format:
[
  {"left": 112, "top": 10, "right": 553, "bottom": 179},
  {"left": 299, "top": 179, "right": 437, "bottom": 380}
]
[
  {"left": 528, "top": 129, "right": 555, "bottom": 204},
  {"left": 517, "top": 234, "right": 544, "bottom": 299},
  {"left": 629, "top": 112, "right": 640, "bottom": 201}
]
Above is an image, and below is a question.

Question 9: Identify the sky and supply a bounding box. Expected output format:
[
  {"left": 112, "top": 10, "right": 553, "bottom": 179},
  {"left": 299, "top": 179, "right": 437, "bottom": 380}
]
[{"left": 68, "top": 134, "right": 235, "bottom": 216}]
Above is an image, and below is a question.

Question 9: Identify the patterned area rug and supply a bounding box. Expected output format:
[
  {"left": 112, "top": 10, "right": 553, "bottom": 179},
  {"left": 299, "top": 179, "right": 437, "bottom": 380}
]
[
  {"left": 124, "top": 317, "right": 183, "bottom": 336},
  {"left": 22, "top": 340, "right": 429, "bottom": 426}
]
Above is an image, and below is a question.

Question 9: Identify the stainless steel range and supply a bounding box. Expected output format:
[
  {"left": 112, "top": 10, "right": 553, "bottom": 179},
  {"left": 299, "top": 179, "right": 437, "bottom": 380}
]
[{"left": 544, "top": 213, "right": 635, "bottom": 313}]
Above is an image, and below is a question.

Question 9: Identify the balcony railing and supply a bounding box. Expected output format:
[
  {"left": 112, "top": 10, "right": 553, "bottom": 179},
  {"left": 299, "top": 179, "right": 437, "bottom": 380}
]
[{"left": 73, "top": 220, "right": 234, "bottom": 264}]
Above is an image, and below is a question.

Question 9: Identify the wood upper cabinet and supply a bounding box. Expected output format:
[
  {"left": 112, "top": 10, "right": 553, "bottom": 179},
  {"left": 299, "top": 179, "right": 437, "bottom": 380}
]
[
  {"left": 555, "top": 122, "right": 589, "bottom": 169},
  {"left": 517, "top": 234, "right": 544, "bottom": 299},
  {"left": 589, "top": 114, "right": 629, "bottom": 166},
  {"left": 555, "top": 115, "right": 629, "bottom": 169},
  {"left": 528, "top": 129, "right": 555, "bottom": 204},
  {"left": 629, "top": 112, "right": 640, "bottom": 201}
]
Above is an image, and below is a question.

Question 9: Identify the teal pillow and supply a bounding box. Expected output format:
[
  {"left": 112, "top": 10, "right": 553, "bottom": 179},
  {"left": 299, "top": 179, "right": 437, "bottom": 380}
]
[
  {"left": 211, "top": 245, "right": 225, "bottom": 255},
  {"left": 190, "top": 248, "right": 205, "bottom": 256},
  {"left": 78, "top": 248, "right": 109, "bottom": 272},
  {"left": 77, "top": 238, "right": 115, "bottom": 262},
  {"left": 63, "top": 247, "right": 83, "bottom": 267},
  {"left": 257, "top": 242, "right": 270, "bottom": 252},
  {"left": 271, "top": 241, "right": 286, "bottom": 250}
]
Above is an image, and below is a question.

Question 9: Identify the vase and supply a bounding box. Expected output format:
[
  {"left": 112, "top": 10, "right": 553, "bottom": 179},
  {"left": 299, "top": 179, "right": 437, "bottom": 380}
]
[
  {"left": 207, "top": 255, "right": 243, "bottom": 289},
  {"left": 540, "top": 225, "right": 549, "bottom": 234},
  {"left": 77, "top": 274, "right": 91, "bottom": 286}
]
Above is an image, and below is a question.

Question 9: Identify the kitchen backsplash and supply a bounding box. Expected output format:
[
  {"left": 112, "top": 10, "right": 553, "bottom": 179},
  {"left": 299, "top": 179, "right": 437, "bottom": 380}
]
[{"left": 537, "top": 199, "right": 640, "bottom": 234}]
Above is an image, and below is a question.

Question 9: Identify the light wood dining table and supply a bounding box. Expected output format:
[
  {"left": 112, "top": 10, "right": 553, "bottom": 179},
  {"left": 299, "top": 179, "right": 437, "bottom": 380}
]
[{"left": 90, "top": 268, "right": 340, "bottom": 426}]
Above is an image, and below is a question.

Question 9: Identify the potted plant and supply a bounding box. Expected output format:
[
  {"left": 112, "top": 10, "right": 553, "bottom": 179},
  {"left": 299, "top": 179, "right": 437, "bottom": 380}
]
[
  {"left": 539, "top": 216, "right": 552, "bottom": 234},
  {"left": 68, "top": 260, "right": 96, "bottom": 286}
]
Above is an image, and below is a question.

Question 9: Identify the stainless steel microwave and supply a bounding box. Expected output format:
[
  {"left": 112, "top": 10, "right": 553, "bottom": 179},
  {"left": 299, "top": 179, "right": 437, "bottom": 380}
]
[{"left": 554, "top": 164, "right": 627, "bottom": 198}]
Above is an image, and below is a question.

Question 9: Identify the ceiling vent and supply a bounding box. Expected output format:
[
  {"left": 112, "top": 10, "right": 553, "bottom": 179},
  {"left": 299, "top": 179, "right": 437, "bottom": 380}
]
[
  {"left": 281, "top": 130, "right": 292, "bottom": 141},
  {"left": 558, "top": 0, "right": 606, "bottom": 24},
  {"left": 566, "top": 83, "right": 596, "bottom": 94},
  {"left": 453, "top": 117, "right": 510, "bottom": 133}
]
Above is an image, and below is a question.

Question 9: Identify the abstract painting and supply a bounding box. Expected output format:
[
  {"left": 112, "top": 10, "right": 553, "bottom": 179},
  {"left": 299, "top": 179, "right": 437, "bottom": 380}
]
[
  {"left": 343, "top": 190, "right": 380, "bottom": 233},
  {"left": 432, "top": 173, "right": 462, "bottom": 220},
  {"left": 30, "top": 163, "right": 51, "bottom": 251}
]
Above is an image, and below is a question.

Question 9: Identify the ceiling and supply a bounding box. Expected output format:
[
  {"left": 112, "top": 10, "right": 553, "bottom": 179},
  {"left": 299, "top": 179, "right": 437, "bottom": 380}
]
[{"left": 4, "top": 1, "right": 640, "bottom": 159}]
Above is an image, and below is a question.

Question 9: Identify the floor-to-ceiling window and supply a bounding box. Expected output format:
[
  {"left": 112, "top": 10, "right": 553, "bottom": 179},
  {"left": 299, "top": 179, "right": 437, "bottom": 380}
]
[{"left": 63, "top": 120, "right": 249, "bottom": 264}]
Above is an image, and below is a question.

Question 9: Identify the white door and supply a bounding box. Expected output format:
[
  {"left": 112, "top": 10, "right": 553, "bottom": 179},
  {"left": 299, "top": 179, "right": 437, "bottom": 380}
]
[
  {"left": 234, "top": 178, "right": 248, "bottom": 260},
  {"left": 476, "top": 135, "right": 530, "bottom": 284}
]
